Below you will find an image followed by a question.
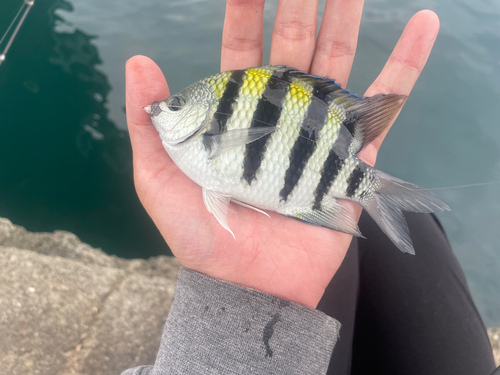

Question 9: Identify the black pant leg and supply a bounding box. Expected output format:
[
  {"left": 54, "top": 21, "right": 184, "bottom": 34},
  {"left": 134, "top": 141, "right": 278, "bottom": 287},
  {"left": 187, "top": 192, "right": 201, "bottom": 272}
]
[
  {"left": 317, "top": 236, "right": 359, "bottom": 375},
  {"left": 351, "top": 212, "right": 496, "bottom": 375}
]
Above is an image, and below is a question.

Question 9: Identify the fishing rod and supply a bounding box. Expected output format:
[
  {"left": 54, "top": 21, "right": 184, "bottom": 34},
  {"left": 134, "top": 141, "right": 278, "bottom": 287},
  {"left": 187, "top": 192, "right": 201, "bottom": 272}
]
[{"left": 0, "top": 0, "right": 35, "bottom": 67}]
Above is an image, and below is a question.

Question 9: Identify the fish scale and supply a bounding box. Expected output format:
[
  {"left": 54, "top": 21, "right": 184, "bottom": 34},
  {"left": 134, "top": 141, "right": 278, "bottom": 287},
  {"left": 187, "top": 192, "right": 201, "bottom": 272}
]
[{"left": 148, "top": 66, "right": 450, "bottom": 254}]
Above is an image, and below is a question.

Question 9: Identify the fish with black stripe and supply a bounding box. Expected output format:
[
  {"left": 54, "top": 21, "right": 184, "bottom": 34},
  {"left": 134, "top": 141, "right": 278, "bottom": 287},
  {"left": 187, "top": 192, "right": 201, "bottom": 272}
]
[{"left": 146, "top": 66, "right": 450, "bottom": 254}]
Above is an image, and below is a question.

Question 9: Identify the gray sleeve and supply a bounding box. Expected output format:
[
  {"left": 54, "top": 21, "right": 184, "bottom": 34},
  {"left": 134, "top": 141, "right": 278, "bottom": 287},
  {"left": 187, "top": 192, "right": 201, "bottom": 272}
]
[{"left": 122, "top": 266, "right": 341, "bottom": 375}]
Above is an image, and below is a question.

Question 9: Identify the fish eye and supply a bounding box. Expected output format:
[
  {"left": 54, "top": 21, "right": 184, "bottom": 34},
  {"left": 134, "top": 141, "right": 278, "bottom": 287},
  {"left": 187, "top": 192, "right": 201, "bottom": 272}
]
[{"left": 166, "top": 96, "right": 185, "bottom": 111}]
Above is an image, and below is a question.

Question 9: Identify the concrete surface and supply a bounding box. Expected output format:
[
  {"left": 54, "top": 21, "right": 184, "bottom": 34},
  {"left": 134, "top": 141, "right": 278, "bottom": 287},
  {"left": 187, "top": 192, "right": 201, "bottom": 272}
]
[{"left": 0, "top": 217, "right": 179, "bottom": 375}]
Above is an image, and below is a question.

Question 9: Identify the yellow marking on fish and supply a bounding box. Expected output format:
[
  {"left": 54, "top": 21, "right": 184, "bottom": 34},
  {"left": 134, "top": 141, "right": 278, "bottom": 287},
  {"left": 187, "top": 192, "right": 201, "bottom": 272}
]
[
  {"left": 241, "top": 68, "right": 272, "bottom": 99},
  {"left": 226, "top": 68, "right": 272, "bottom": 131},
  {"left": 282, "top": 79, "right": 313, "bottom": 127},
  {"left": 204, "top": 71, "right": 232, "bottom": 99},
  {"left": 287, "top": 79, "right": 313, "bottom": 110}
]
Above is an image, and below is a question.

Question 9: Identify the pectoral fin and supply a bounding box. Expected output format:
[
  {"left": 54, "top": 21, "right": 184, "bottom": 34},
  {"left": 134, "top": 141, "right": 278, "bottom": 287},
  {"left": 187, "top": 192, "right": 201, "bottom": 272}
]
[
  {"left": 202, "top": 187, "right": 235, "bottom": 238},
  {"left": 203, "top": 127, "right": 277, "bottom": 159}
]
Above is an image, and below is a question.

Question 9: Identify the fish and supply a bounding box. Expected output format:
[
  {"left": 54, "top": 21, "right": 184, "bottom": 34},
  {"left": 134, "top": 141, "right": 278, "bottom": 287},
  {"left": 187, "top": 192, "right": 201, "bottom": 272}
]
[{"left": 146, "top": 66, "right": 450, "bottom": 254}]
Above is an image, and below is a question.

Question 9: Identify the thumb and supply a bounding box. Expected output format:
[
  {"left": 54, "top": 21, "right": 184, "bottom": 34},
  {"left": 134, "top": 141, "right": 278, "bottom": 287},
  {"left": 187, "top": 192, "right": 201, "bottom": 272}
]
[{"left": 125, "top": 55, "right": 171, "bottom": 175}]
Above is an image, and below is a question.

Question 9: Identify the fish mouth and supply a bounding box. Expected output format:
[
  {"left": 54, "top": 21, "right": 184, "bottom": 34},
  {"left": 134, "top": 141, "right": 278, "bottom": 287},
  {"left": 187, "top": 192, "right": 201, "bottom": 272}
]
[{"left": 144, "top": 102, "right": 163, "bottom": 117}]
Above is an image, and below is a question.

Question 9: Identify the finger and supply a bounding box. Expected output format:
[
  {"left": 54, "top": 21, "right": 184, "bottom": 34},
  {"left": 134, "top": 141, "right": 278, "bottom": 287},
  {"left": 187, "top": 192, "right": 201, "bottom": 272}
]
[
  {"left": 270, "top": 0, "right": 319, "bottom": 72},
  {"left": 359, "top": 10, "right": 440, "bottom": 165},
  {"left": 221, "top": 0, "right": 266, "bottom": 71},
  {"left": 125, "top": 55, "right": 172, "bottom": 176},
  {"left": 309, "top": 0, "right": 364, "bottom": 86}
]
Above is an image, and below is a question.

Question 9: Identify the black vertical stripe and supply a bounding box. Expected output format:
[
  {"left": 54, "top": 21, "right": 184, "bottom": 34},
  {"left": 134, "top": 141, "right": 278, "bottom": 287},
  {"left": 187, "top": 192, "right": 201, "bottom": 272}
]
[
  {"left": 210, "top": 70, "right": 245, "bottom": 134},
  {"left": 204, "top": 70, "right": 245, "bottom": 152},
  {"left": 279, "top": 91, "right": 329, "bottom": 202},
  {"left": 346, "top": 165, "right": 365, "bottom": 198},
  {"left": 342, "top": 112, "right": 358, "bottom": 137},
  {"left": 242, "top": 71, "right": 291, "bottom": 185},
  {"left": 313, "top": 150, "right": 344, "bottom": 210}
]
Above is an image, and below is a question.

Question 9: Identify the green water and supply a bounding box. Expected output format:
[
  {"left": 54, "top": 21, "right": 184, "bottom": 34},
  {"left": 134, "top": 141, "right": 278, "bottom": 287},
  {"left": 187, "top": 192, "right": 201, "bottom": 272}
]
[{"left": 1, "top": 0, "right": 499, "bottom": 326}]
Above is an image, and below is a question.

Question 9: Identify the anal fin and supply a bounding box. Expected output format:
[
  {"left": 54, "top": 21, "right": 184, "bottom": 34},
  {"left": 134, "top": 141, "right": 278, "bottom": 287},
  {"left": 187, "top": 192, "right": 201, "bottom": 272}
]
[{"left": 281, "top": 198, "right": 363, "bottom": 237}]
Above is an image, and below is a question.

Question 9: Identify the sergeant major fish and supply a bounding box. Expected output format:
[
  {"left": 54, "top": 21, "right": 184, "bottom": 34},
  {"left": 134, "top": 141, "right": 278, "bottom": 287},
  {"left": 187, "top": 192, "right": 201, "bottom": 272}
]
[{"left": 145, "top": 66, "right": 450, "bottom": 254}]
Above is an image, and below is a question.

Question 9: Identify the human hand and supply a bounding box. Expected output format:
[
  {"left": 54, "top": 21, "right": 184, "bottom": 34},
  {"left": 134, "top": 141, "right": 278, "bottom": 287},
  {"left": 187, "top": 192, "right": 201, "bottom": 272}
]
[{"left": 125, "top": 0, "right": 439, "bottom": 308}]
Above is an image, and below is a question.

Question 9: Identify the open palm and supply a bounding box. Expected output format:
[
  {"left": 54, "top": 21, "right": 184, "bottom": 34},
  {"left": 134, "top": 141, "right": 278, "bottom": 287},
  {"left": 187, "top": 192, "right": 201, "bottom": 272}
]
[{"left": 125, "top": 0, "right": 439, "bottom": 308}]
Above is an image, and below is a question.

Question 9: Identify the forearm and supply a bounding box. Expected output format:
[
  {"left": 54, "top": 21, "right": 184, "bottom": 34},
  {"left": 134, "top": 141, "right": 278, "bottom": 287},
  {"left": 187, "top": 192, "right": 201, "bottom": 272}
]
[{"left": 122, "top": 266, "right": 340, "bottom": 375}]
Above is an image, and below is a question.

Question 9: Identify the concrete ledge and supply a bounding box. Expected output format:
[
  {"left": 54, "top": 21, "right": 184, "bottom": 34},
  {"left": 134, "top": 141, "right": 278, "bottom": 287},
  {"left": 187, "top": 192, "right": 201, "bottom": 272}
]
[
  {"left": 0, "top": 217, "right": 179, "bottom": 279},
  {"left": 0, "top": 218, "right": 180, "bottom": 375}
]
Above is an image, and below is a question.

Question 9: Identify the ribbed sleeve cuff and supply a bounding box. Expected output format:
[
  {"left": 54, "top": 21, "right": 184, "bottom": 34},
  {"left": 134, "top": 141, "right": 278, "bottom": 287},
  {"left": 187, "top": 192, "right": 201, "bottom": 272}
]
[{"left": 149, "top": 266, "right": 340, "bottom": 375}]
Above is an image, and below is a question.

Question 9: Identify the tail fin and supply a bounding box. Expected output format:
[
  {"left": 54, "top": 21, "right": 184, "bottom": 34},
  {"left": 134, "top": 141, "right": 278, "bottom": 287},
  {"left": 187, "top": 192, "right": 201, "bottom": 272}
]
[{"left": 362, "top": 171, "right": 451, "bottom": 254}]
